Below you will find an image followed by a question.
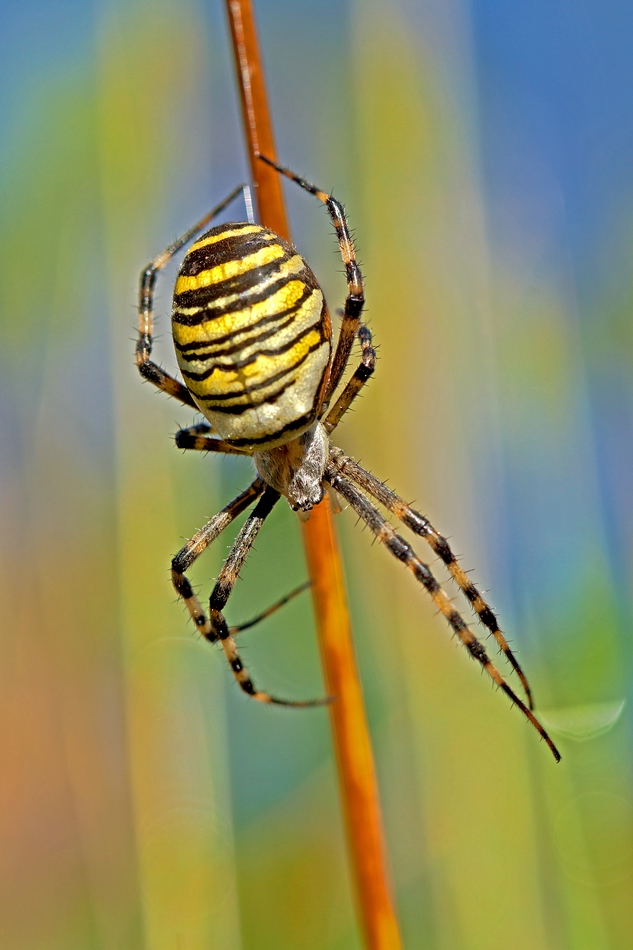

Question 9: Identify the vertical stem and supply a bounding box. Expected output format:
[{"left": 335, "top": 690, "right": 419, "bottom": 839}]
[
  {"left": 224, "top": 3, "right": 403, "bottom": 949},
  {"left": 226, "top": 0, "right": 289, "bottom": 238},
  {"left": 302, "top": 500, "right": 403, "bottom": 950}
]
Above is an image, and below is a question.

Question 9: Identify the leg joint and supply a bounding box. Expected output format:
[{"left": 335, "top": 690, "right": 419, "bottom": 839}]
[
  {"left": 467, "top": 639, "right": 488, "bottom": 662},
  {"left": 413, "top": 562, "right": 438, "bottom": 592},
  {"left": 172, "top": 571, "right": 193, "bottom": 600},
  {"left": 343, "top": 292, "right": 365, "bottom": 320},
  {"left": 172, "top": 548, "right": 194, "bottom": 575},
  {"left": 210, "top": 609, "right": 231, "bottom": 641},
  {"left": 141, "top": 263, "right": 157, "bottom": 286},
  {"left": 478, "top": 605, "right": 497, "bottom": 627},
  {"left": 433, "top": 536, "right": 455, "bottom": 565},
  {"left": 210, "top": 580, "right": 232, "bottom": 613},
  {"left": 137, "top": 358, "right": 162, "bottom": 383},
  {"left": 387, "top": 534, "right": 411, "bottom": 562},
  {"left": 357, "top": 361, "right": 375, "bottom": 382},
  {"left": 175, "top": 430, "right": 197, "bottom": 449}
]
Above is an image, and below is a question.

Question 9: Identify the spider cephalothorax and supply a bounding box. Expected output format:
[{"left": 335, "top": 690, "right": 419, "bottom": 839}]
[
  {"left": 136, "top": 155, "right": 560, "bottom": 761},
  {"left": 254, "top": 422, "right": 329, "bottom": 512}
]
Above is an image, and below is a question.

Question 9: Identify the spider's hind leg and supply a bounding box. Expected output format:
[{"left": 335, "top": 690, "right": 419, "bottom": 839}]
[
  {"left": 328, "top": 450, "right": 535, "bottom": 709},
  {"left": 209, "top": 487, "right": 328, "bottom": 707},
  {"left": 171, "top": 479, "right": 264, "bottom": 637},
  {"left": 229, "top": 581, "right": 311, "bottom": 635}
]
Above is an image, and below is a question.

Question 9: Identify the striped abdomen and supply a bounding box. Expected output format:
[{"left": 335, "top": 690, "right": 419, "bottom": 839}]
[{"left": 172, "top": 223, "right": 332, "bottom": 450}]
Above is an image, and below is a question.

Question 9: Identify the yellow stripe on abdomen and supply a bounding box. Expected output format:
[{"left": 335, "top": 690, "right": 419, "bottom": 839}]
[
  {"left": 187, "top": 326, "right": 323, "bottom": 402},
  {"left": 171, "top": 223, "right": 332, "bottom": 450},
  {"left": 173, "top": 277, "right": 307, "bottom": 348},
  {"left": 188, "top": 224, "right": 263, "bottom": 254},
  {"left": 174, "top": 243, "right": 285, "bottom": 295}
]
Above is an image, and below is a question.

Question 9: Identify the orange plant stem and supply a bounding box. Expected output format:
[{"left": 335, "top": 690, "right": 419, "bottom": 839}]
[
  {"left": 302, "top": 500, "right": 403, "bottom": 950},
  {"left": 224, "top": 3, "right": 402, "bottom": 949}
]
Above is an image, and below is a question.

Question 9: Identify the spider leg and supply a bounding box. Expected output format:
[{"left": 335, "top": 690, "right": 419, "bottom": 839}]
[
  {"left": 258, "top": 155, "right": 365, "bottom": 406},
  {"left": 209, "top": 487, "right": 328, "bottom": 706},
  {"left": 229, "top": 580, "right": 311, "bottom": 634},
  {"left": 136, "top": 184, "right": 249, "bottom": 407},
  {"left": 171, "top": 478, "right": 265, "bottom": 635},
  {"left": 324, "top": 465, "right": 560, "bottom": 761},
  {"left": 181, "top": 422, "right": 213, "bottom": 435},
  {"left": 323, "top": 323, "right": 376, "bottom": 433},
  {"left": 328, "top": 449, "right": 534, "bottom": 708},
  {"left": 175, "top": 424, "right": 249, "bottom": 455}
]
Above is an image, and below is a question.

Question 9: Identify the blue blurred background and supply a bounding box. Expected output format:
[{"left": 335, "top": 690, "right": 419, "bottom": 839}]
[{"left": 1, "top": 1, "right": 633, "bottom": 947}]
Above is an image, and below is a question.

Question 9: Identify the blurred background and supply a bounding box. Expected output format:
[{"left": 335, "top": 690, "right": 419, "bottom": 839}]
[{"left": 1, "top": 0, "right": 633, "bottom": 947}]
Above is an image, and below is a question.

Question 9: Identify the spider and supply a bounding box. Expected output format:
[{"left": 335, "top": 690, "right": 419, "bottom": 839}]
[{"left": 136, "top": 155, "right": 560, "bottom": 762}]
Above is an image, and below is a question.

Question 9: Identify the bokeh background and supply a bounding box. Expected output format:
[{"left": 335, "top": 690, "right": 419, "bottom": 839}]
[{"left": 2, "top": 0, "right": 633, "bottom": 947}]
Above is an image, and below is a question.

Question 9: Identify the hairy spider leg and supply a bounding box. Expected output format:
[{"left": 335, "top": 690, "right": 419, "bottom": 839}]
[
  {"left": 171, "top": 479, "right": 265, "bottom": 636},
  {"left": 328, "top": 449, "right": 534, "bottom": 708},
  {"left": 324, "top": 464, "right": 560, "bottom": 761},
  {"left": 175, "top": 423, "right": 249, "bottom": 455},
  {"left": 324, "top": 323, "right": 377, "bottom": 434},
  {"left": 258, "top": 155, "right": 365, "bottom": 407},
  {"left": 208, "top": 486, "right": 329, "bottom": 706},
  {"left": 229, "top": 580, "right": 311, "bottom": 634}
]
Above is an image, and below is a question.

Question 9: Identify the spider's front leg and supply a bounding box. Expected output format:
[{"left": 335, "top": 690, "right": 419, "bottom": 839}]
[
  {"left": 323, "top": 322, "right": 376, "bottom": 433},
  {"left": 208, "top": 487, "right": 328, "bottom": 707},
  {"left": 258, "top": 155, "right": 365, "bottom": 404}
]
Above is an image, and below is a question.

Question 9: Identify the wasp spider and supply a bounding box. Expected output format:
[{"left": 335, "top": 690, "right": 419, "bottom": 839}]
[{"left": 136, "top": 155, "right": 560, "bottom": 761}]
